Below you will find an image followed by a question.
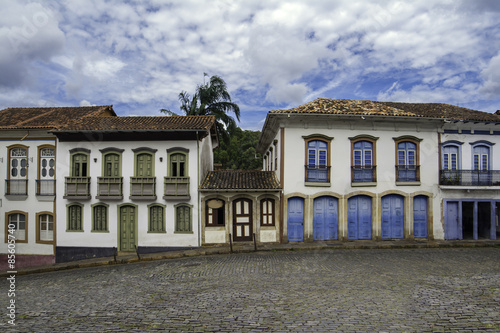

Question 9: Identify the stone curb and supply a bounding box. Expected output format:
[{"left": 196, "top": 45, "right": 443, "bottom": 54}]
[{"left": 2, "top": 240, "right": 499, "bottom": 277}]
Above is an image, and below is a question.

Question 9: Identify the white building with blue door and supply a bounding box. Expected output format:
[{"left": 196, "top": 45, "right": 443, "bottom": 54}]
[{"left": 257, "top": 98, "right": 500, "bottom": 242}]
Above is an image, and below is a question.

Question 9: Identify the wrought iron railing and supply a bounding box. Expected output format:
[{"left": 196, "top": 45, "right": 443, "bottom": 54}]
[
  {"left": 440, "top": 170, "right": 500, "bottom": 186},
  {"left": 351, "top": 166, "right": 377, "bottom": 183},
  {"left": 5, "top": 179, "right": 28, "bottom": 195},
  {"left": 36, "top": 179, "right": 56, "bottom": 196},
  {"left": 395, "top": 165, "right": 420, "bottom": 182},
  {"left": 305, "top": 165, "right": 331, "bottom": 182}
]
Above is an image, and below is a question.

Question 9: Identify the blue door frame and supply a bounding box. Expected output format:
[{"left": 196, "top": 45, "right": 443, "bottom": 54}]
[
  {"left": 444, "top": 199, "right": 498, "bottom": 240},
  {"left": 288, "top": 197, "right": 304, "bottom": 242},
  {"left": 348, "top": 195, "right": 372, "bottom": 240},
  {"left": 313, "top": 196, "right": 338, "bottom": 241},
  {"left": 381, "top": 195, "right": 404, "bottom": 239},
  {"left": 413, "top": 196, "right": 428, "bottom": 238}
]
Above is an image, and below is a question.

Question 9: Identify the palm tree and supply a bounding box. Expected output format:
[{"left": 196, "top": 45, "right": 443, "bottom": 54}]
[{"left": 161, "top": 74, "right": 240, "bottom": 143}]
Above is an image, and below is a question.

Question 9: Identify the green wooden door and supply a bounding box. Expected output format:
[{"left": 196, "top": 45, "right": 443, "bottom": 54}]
[
  {"left": 120, "top": 205, "right": 136, "bottom": 251},
  {"left": 72, "top": 154, "right": 88, "bottom": 177},
  {"left": 104, "top": 153, "right": 120, "bottom": 177},
  {"left": 136, "top": 153, "right": 153, "bottom": 177}
]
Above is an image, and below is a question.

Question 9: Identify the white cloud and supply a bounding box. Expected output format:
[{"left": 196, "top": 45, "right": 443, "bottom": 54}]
[{"left": 480, "top": 52, "right": 500, "bottom": 99}]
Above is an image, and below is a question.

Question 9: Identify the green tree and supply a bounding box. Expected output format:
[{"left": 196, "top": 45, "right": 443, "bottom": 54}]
[
  {"left": 161, "top": 74, "right": 240, "bottom": 143},
  {"left": 214, "top": 126, "right": 263, "bottom": 170}
]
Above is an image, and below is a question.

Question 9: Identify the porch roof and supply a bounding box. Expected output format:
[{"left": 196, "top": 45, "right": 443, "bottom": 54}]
[{"left": 200, "top": 170, "right": 281, "bottom": 191}]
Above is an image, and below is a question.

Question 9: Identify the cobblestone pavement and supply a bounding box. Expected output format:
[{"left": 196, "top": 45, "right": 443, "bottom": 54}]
[{"left": 1, "top": 248, "right": 499, "bottom": 332}]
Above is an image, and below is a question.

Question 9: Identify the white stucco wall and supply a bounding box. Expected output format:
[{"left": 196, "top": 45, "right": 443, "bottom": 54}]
[
  {"left": 267, "top": 116, "right": 444, "bottom": 240},
  {"left": 56, "top": 138, "right": 206, "bottom": 250},
  {"left": 0, "top": 134, "right": 56, "bottom": 256}
]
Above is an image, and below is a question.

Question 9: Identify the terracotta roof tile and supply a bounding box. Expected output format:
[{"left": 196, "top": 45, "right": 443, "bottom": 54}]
[
  {"left": 200, "top": 170, "right": 281, "bottom": 191},
  {"left": 270, "top": 98, "right": 500, "bottom": 122},
  {"left": 54, "top": 115, "right": 216, "bottom": 132},
  {"left": 0, "top": 105, "right": 115, "bottom": 130}
]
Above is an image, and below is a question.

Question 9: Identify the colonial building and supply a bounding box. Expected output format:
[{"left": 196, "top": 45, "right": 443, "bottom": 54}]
[
  {"left": 52, "top": 115, "right": 217, "bottom": 262},
  {"left": 199, "top": 170, "right": 281, "bottom": 245},
  {"left": 0, "top": 106, "right": 116, "bottom": 269},
  {"left": 257, "top": 98, "right": 499, "bottom": 242}
]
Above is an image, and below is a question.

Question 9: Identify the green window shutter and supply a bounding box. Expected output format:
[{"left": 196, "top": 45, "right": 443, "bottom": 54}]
[
  {"left": 104, "top": 153, "right": 120, "bottom": 177},
  {"left": 137, "top": 153, "right": 153, "bottom": 177},
  {"left": 170, "top": 153, "right": 187, "bottom": 177},
  {"left": 94, "top": 206, "right": 107, "bottom": 231},
  {"left": 176, "top": 206, "right": 191, "bottom": 232},
  {"left": 149, "top": 206, "right": 164, "bottom": 232},
  {"left": 72, "top": 154, "right": 88, "bottom": 177},
  {"left": 69, "top": 205, "right": 82, "bottom": 231}
]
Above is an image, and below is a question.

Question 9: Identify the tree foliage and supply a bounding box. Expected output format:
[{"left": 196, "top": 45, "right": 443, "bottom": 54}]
[
  {"left": 161, "top": 74, "right": 240, "bottom": 143},
  {"left": 214, "top": 126, "right": 263, "bottom": 170}
]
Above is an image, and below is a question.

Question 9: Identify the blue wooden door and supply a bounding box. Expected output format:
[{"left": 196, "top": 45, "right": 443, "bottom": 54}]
[
  {"left": 445, "top": 201, "right": 460, "bottom": 240},
  {"left": 313, "top": 196, "right": 338, "bottom": 241},
  {"left": 348, "top": 196, "right": 371, "bottom": 239},
  {"left": 381, "top": 195, "right": 404, "bottom": 239},
  {"left": 413, "top": 196, "right": 427, "bottom": 238},
  {"left": 288, "top": 197, "right": 304, "bottom": 241}
]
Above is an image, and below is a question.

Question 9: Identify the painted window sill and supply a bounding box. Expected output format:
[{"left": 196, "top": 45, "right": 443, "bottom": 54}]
[
  {"left": 174, "top": 231, "right": 194, "bottom": 234},
  {"left": 351, "top": 182, "right": 377, "bottom": 187},
  {"left": 396, "top": 181, "right": 421, "bottom": 186},
  {"left": 305, "top": 181, "right": 331, "bottom": 187}
]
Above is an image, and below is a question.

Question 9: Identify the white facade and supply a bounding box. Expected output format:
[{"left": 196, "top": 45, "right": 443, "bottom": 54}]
[
  {"left": 55, "top": 133, "right": 215, "bottom": 261},
  {"left": 260, "top": 113, "right": 444, "bottom": 241},
  {"left": 0, "top": 131, "right": 57, "bottom": 269}
]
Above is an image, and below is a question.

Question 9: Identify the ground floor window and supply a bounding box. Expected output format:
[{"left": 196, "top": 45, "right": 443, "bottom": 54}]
[
  {"left": 149, "top": 205, "right": 165, "bottom": 233},
  {"left": 206, "top": 199, "right": 225, "bottom": 226},
  {"left": 92, "top": 205, "right": 108, "bottom": 232},
  {"left": 38, "top": 213, "right": 54, "bottom": 242},
  {"left": 7, "top": 212, "right": 27, "bottom": 242},
  {"left": 67, "top": 204, "right": 83, "bottom": 231},
  {"left": 175, "top": 205, "right": 192, "bottom": 233},
  {"left": 261, "top": 199, "right": 275, "bottom": 226}
]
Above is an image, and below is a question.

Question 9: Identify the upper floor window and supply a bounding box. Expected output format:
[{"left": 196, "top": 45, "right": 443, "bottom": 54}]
[
  {"left": 303, "top": 135, "right": 333, "bottom": 184},
  {"left": 473, "top": 145, "right": 490, "bottom": 171},
  {"left": 7, "top": 146, "right": 28, "bottom": 195},
  {"left": 103, "top": 152, "right": 121, "bottom": 177},
  {"left": 443, "top": 146, "right": 459, "bottom": 171},
  {"left": 170, "top": 153, "right": 187, "bottom": 177},
  {"left": 350, "top": 136, "right": 378, "bottom": 183},
  {"left": 134, "top": 150, "right": 155, "bottom": 177},
  {"left": 38, "top": 146, "right": 55, "bottom": 196},
  {"left": 72, "top": 153, "right": 89, "bottom": 177},
  {"left": 395, "top": 138, "right": 421, "bottom": 182}
]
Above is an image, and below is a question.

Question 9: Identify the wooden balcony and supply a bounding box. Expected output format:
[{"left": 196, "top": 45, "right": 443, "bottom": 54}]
[
  {"left": 130, "top": 177, "right": 156, "bottom": 200},
  {"left": 97, "top": 177, "right": 123, "bottom": 200},
  {"left": 163, "top": 177, "right": 190, "bottom": 200},
  {"left": 64, "top": 177, "right": 91, "bottom": 199}
]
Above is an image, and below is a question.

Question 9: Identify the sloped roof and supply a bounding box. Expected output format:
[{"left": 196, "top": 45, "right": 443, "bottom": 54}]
[
  {"left": 54, "top": 115, "right": 216, "bottom": 132},
  {"left": 200, "top": 170, "right": 281, "bottom": 191},
  {"left": 0, "top": 105, "right": 116, "bottom": 130},
  {"left": 269, "top": 98, "right": 500, "bottom": 122}
]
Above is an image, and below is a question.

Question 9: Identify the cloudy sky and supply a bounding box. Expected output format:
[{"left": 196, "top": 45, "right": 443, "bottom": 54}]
[{"left": 1, "top": 0, "right": 500, "bottom": 130}]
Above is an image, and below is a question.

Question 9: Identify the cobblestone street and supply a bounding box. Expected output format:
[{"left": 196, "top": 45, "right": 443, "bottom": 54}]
[{"left": 2, "top": 248, "right": 499, "bottom": 332}]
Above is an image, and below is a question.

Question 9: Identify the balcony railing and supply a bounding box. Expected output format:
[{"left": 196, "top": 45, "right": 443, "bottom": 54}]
[
  {"left": 130, "top": 177, "right": 156, "bottom": 199},
  {"left": 5, "top": 179, "right": 28, "bottom": 195},
  {"left": 164, "top": 177, "right": 190, "bottom": 200},
  {"left": 64, "top": 177, "right": 91, "bottom": 199},
  {"left": 351, "top": 166, "right": 377, "bottom": 183},
  {"left": 396, "top": 165, "right": 420, "bottom": 182},
  {"left": 305, "top": 165, "right": 331, "bottom": 183},
  {"left": 36, "top": 179, "right": 56, "bottom": 196},
  {"left": 440, "top": 170, "right": 500, "bottom": 186},
  {"left": 97, "top": 177, "right": 123, "bottom": 199}
]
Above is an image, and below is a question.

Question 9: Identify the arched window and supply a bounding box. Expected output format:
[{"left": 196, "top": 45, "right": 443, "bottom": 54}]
[
  {"left": 351, "top": 137, "right": 377, "bottom": 183},
  {"left": 261, "top": 199, "right": 275, "bottom": 226},
  {"left": 6, "top": 212, "right": 27, "bottom": 242},
  {"left": 37, "top": 213, "right": 54, "bottom": 242},
  {"left": 92, "top": 204, "right": 108, "bottom": 232},
  {"left": 303, "top": 134, "right": 333, "bottom": 184},
  {"left": 38, "top": 146, "right": 55, "bottom": 196},
  {"left": 67, "top": 204, "right": 83, "bottom": 231},
  {"left": 7, "top": 146, "right": 28, "bottom": 195},
  {"left": 148, "top": 204, "right": 165, "bottom": 233}
]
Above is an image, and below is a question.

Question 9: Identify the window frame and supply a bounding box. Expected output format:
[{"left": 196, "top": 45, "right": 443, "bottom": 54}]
[
  {"left": 260, "top": 198, "right": 275, "bottom": 226},
  {"left": 147, "top": 203, "right": 166, "bottom": 233},
  {"left": 133, "top": 147, "right": 157, "bottom": 177},
  {"left": 303, "top": 134, "right": 333, "bottom": 184},
  {"left": 470, "top": 141, "right": 494, "bottom": 171},
  {"left": 37, "top": 145, "right": 56, "bottom": 196},
  {"left": 206, "top": 199, "right": 225, "bottom": 227},
  {"left": 441, "top": 141, "right": 463, "bottom": 171},
  {"left": 5, "top": 211, "right": 28, "bottom": 243},
  {"left": 167, "top": 148, "right": 189, "bottom": 178},
  {"left": 36, "top": 211, "right": 54, "bottom": 243},
  {"left": 67, "top": 203, "right": 84, "bottom": 232},
  {"left": 349, "top": 135, "right": 378, "bottom": 184},
  {"left": 394, "top": 136, "right": 422, "bottom": 183},
  {"left": 175, "top": 204, "right": 193, "bottom": 233},
  {"left": 7, "top": 145, "right": 29, "bottom": 196},
  {"left": 91, "top": 203, "right": 109, "bottom": 232},
  {"left": 100, "top": 148, "right": 124, "bottom": 178}
]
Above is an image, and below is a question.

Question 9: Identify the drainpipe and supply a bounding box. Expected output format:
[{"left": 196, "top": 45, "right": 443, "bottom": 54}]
[{"left": 197, "top": 131, "right": 201, "bottom": 247}]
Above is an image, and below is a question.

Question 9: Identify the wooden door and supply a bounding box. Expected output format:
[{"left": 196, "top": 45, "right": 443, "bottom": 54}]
[
  {"left": 120, "top": 205, "right": 136, "bottom": 251},
  {"left": 348, "top": 196, "right": 372, "bottom": 240},
  {"left": 233, "top": 199, "right": 253, "bottom": 241},
  {"left": 288, "top": 197, "right": 304, "bottom": 241},
  {"left": 445, "top": 201, "right": 461, "bottom": 240},
  {"left": 381, "top": 195, "right": 404, "bottom": 239},
  {"left": 313, "top": 196, "right": 338, "bottom": 241},
  {"left": 413, "top": 196, "right": 427, "bottom": 238}
]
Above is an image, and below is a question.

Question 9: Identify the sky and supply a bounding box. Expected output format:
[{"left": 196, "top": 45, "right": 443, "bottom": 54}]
[{"left": 1, "top": 0, "right": 500, "bottom": 130}]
